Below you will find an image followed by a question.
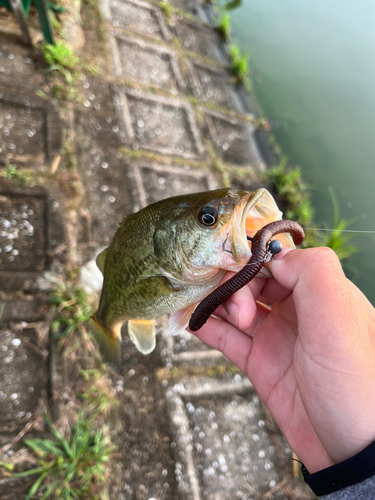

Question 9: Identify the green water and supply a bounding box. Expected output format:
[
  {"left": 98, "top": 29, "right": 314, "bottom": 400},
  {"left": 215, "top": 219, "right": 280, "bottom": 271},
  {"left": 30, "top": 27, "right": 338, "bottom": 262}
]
[{"left": 230, "top": 0, "right": 375, "bottom": 304}]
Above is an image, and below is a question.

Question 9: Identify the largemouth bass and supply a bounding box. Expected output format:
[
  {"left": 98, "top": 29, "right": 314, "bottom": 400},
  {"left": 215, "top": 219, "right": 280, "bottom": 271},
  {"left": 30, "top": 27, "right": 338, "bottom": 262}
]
[{"left": 90, "top": 188, "right": 295, "bottom": 366}]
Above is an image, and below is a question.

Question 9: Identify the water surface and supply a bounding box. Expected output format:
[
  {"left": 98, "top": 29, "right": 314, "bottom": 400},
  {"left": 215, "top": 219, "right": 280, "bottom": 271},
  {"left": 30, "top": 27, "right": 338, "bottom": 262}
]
[{"left": 230, "top": 0, "right": 375, "bottom": 303}]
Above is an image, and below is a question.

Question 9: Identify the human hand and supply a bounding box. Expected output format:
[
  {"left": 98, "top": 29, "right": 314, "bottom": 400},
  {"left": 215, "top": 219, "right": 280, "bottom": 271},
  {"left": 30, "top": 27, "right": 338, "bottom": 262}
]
[{"left": 190, "top": 247, "right": 375, "bottom": 473}]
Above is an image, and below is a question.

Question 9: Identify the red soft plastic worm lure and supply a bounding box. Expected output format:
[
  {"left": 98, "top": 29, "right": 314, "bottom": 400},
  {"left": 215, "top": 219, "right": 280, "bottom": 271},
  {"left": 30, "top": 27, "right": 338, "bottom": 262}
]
[{"left": 189, "top": 220, "right": 305, "bottom": 331}]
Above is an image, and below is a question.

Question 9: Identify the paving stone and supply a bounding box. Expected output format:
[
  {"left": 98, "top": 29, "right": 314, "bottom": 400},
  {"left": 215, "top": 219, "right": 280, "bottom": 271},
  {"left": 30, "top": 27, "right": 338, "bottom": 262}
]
[
  {"left": 0, "top": 183, "right": 68, "bottom": 291},
  {"left": 253, "top": 130, "right": 280, "bottom": 167},
  {"left": 101, "top": 0, "right": 170, "bottom": 41},
  {"left": 172, "top": 330, "right": 214, "bottom": 355},
  {"left": 188, "top": 60, "right": 242, "bottom": 111},
  {"left": 128, "top": 162, "right": 216, "bottom": 209},
  {"left": 167, "top": 385, "right": 289, "bottom": 500},
  {"left": 77, "top": 76, "right": 125, "bottom": 152},
  {"left": 160, "top": 328, "right": 226, "bottom": 367},
  {"left": 189, "top": 395, "right": 283, "bottom": 498},
  {"left": 0, "top": 193, "right": 47, "bottom": 273},
  {"left": 172, "top": 375, "right": 253, "bottom": 400},
  {"left": 0, "top": 34, "right": 42, "bottom": 89},
  {"left": 0, "top": 296, "right": 45, "bottom": 323},
  {"left": 168, "top": 0, "right": 201, "bottom": 17},
  {"left": 75, "top": 138, "right": 133, "bottom": 246},
  {"left": 204, "top": 109, "right": 264, "bottom": 168},
  {"left": 109, "top": 32, "right": 185, "bottom": 91},
  {"left": 229, "top": 177, "right": 264, "bottom": 195},
  {"left": 0, "top": 89, "right": 62, "bottom": 166},
  {"left": 0, "top": 471, "right": 36, "bottom": 500},
  {"left": 172, "top": 19, "right": 224, "bottom": 63},
  {"left": 0, "top": 325, "right": 48, "bottom": 429},
  {"left": 115, "top": 87, "right": 205, "bottom": 157},
  {"left": 73, "top": 78, "right": 134, "bottom": 247},
  {"left": 104, "top": 333, "right": 179, "bottom": 499}
]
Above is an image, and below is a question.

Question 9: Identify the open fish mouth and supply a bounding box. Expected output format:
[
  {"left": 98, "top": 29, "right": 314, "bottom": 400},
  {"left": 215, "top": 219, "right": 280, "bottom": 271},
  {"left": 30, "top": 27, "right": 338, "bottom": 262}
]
[{"left": 230, "top": 188, "right": 295, "bottom": 265}]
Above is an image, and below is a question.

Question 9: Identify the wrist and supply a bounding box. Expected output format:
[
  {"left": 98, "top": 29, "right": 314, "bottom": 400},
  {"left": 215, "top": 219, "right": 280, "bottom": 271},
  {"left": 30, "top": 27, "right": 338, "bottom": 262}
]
[{"left": 302, "top": 440, "right": 375, "bottom": 496}]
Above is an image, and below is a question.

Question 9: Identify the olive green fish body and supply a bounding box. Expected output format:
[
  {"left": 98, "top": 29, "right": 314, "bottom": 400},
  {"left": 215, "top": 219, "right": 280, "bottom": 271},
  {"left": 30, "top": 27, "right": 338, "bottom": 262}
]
[
  {"left": 97, "top": 191, "right": 231, "bottom": 324},
  {"left": 91, "top": 188, "right": 292, "bottom": 365}
]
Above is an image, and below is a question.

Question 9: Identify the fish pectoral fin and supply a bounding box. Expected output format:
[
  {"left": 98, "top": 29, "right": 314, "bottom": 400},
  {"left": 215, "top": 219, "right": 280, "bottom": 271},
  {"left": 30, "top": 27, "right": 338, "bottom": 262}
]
[
  {"left": 128, "top": 319, "right": 157, "bottom": 355},
  {"left": 168, "top": 303, "right": 198, "bottom": 336},
  {"left": 96, "top": 247, "right": 108, "bottom": 275},
  {"left": 88, "top": 315, "right": 122, "bottom": 368}
]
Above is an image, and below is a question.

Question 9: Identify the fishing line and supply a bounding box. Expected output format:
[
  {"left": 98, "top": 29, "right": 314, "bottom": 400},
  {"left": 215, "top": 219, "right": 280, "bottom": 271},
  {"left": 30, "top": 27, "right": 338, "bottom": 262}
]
[
  {"left": 304, "top": 228, "right": 375, "bottom": 234},
  {"left": 224, "top": 227, "right": 375, "bottom": 263}
]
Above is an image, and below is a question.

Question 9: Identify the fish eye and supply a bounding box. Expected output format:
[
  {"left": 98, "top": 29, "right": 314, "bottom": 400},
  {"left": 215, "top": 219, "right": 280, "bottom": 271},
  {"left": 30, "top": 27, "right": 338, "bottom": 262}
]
[{"left": 198, "top": 206, "right": 218, "bottom": 227}]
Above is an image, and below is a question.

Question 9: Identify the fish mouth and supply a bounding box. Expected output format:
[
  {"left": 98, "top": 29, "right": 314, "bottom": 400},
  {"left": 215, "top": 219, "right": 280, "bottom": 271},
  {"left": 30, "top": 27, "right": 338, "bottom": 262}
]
[{"left": 230, "top": 188, "right": 295, "bottom": 266}]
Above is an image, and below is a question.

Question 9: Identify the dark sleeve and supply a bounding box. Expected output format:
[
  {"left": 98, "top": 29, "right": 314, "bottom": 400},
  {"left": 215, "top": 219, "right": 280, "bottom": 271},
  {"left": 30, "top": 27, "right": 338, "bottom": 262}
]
[
  {"left": 302, "top": 440, "right": 375, "bottom": 499},
  {"left": 318, "top": 476, "right": 375, "bottom": 499}
]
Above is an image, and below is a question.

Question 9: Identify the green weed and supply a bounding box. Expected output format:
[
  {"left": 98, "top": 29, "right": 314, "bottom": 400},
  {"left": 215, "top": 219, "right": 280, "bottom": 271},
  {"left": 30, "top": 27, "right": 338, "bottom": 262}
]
[
  {"left": 41, "top": 41, "right": 98, "bottom": 103},
  {"left": 0, "top": 164, "right": 33, "bottom": 187},
  {"left": 160, "top": 0, "right": 173, "bottom": 19},
  {"left": 228, "top": 43, "right": 251, "bottom": 89},
  {"left": 51, "top": 82, "right": 79, "bottom": 101},
  {"left": 225, "top": 0, "right": 242, "bottom": 9},
  {"left": 42, "top": 42, "right": 79, "bottom": 84},
  {"left": 308, "top": 189, "right": 358, "bottom": 262},
  {"left": 13, "top": 413, "right": 114, "bottom": 500},
  {"left": 82, "top": 61, "right": 99, "bottom": 76},
  {"left": 49, "top": 11, "right": 62, "bottom": 35},
  {"left": 170, "top": 362, "right": 240, "bottom": 380},
  {"left": 78, "top": 369, "right": 118, "bottom": 416},
  {"left": 49, "top": 277, "right": 94, "bottom": 340},
  {"left": 264, "top": 158, "right": 314, "bottom": 227},
  {"left": 217, "top": 10, "right": 231, "bottom": 41},
  {"left": 265, "top": 159, "right": 358, "bottom": 261},
  {"left": 42, "top": 42, "right": 79, "bottom": 69}
]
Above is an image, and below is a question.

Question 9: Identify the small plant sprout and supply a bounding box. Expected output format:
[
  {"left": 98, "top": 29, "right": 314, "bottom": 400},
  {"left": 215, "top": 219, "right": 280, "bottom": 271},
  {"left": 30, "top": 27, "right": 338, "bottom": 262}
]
[
  {"left": 309, "top": 188, "right": 358, "bottom": 262},
  {"left": 265, "top": 159, "right": 359, "bottom": 261},
  {"left": 49, "top": 278, "right": 94, "bottom": 340},
  {"left": 159, "top": 0, "right": 173, "bottom": 19},
  {"left": 42, "top": 42, "right": 79, "bottom": 84},
  {"left": 228, "top": 42, "right": 252, "bottom": 89},
  {"left": 265, "top": 158, "right": 314, "bottom": 227},
  {"left": 217, "top": 10, "right": 231, "bottom": 41},
  {"left": 13, "top": 413, "right": 115, "bottom": 500},
  {"left": 1, "top": 164, "right": 33, "bottom": 187}
]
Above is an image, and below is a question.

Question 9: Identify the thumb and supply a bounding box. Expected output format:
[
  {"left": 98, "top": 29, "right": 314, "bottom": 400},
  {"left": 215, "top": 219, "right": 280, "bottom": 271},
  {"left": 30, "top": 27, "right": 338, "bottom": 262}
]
[
  {"left": 268, "top": 247, "right": 375, "bottom": 361},
  {"left": 268, "top": 247, "right": 359, "bottom": 343}
]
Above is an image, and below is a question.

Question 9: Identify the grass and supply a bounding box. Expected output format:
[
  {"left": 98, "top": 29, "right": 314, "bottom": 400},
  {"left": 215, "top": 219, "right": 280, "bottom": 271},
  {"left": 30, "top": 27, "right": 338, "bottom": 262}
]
[
  {"left": 0, "top": 164, "right": 33, "bottom": 187},
  {"left": 264, "top": 158, "right": 314, "bottom": 227},
  {"left": 42, "top": 42, "right": 79, "bottom": 85},
  {"left": 60, "top": 136, "right": 79, "bottom": 170},
  {"left": 40, "top": 41, "right": 98, "bottom": 102},
  {"left": 159, "top": 0, "right": 173, "bottom": 19},
  {"left": 49, "top": 10, "right": 63, "bottom": 36},
  {"left": 78, "top": 369, "right": 118, "bottom": 417},
  {"left": 307, "top": 188, "right": 358, "bottom": 262},
  {"left": 12, "top": 413, "right": 115, "bottom": 500},
  {"left": 228, "top": 42, "right": 252, "bottom": 90},
  {"left": 217, "top": 10, "right": 231, "bottom": 41},
  {"left": 0, "top": 269, "right": 119, "bottom": 498},
  {"left": 264, "top": 158, "right": 359, "bottom": 262},
  {"left": 49, "top": 275, "right": 94, "bottom": 341},
  {"left": 225, "top": 0, "right": 242, "bottom": 9}
]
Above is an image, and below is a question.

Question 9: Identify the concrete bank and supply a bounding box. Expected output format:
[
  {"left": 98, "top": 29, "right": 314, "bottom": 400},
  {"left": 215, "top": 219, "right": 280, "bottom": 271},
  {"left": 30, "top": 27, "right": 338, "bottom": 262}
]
[{"left": 0, "top": 0, "right": 313, "bottom": 498}]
